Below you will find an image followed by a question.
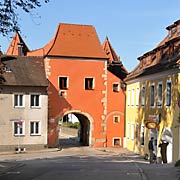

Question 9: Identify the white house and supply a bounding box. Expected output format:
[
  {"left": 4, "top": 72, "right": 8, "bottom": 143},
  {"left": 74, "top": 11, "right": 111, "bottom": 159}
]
[{"left": 0, "top": 55, "right": 48, "bottom": 151}]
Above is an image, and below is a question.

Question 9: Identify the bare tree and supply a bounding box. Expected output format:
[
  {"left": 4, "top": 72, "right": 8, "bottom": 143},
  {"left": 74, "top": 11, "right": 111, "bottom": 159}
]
[{"left": 0, "top": 0, "right": 49, "bottom": 36}]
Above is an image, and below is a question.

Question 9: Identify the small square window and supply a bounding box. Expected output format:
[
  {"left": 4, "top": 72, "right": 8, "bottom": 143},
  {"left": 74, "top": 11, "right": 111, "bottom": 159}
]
[
  {"left": 85, "top": 78, "right": 94, "bottom": 90},
  {"left": 113, "top": 138, "right": 121, "bottom": 146},
  {"left": 59, "top": 76, "right": 68, "bottom": 90},
  {"left": 113, "top": 83, "right": 120, "bottom": 92},
  {"left": 113, "top": 116, "right": 120, "bottom": 123}
]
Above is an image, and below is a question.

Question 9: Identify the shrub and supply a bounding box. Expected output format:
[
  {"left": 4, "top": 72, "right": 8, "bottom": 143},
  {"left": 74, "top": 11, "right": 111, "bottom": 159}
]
[{"left": 175, "top": 159, "right": 180, "bottom": 167}]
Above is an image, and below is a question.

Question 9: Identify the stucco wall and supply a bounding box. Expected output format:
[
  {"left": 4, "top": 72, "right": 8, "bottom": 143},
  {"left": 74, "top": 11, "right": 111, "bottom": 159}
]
[{"left": 0, "top": 86, "right": 48, "bottom": 151}]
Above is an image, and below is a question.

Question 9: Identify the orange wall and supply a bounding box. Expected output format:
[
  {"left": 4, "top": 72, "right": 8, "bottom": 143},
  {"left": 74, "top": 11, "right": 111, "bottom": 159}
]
[
  {"left": 106, "top": 71, "right": 125, "bottom": 147},
  {"left": 47, "top": 58, "right": 107, "bottom": 147},
  {"left": 46, "top": 58, "right": 125, "bottom": 148}
]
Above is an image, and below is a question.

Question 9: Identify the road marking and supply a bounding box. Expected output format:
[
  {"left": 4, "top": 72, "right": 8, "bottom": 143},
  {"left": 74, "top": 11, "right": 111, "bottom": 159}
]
[{"left": 7, "top": 171, "right": 21, "bottom": 175}]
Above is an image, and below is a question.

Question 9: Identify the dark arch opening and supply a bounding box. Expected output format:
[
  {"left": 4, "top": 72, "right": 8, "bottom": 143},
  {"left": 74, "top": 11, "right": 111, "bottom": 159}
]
[{"left": 59, "top": 112, "right": 90, "bottom": 148}]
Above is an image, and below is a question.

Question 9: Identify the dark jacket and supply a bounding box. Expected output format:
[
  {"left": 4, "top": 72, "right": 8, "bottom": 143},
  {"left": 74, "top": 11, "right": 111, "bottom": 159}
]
[{"left": 148, "top": 140, "right": 154, "bottom": 151}]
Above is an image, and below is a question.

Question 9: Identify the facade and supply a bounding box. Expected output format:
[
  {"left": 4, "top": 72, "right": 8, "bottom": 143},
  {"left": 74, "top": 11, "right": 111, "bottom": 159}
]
[
  {"left": 0, "top": 55, "right": 48, "bottom": 151},
  {"left": 23, "top": 23, "right": 128, "bottom": 148},
  {"left": 125, "top": 20, "right": 180, "bottom": 163}
]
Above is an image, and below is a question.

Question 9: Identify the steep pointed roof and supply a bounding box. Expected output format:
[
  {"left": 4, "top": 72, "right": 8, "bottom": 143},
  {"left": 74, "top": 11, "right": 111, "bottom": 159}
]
[
  {"left": 28, "top": 23, "right": 107, "bottom": 59},
  {"left": 102, "top": 37, "right": 128, "bottom": 79},
  {"left": 102, "top": 37, "right": 120, "bottom": 63},
  {"left": 6, "top": 32, "right": 29, "bottom": 56}
]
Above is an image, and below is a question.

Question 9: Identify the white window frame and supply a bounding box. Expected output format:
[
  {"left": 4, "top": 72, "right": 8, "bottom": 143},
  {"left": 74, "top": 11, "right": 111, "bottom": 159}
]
[
  {"left": 157, "top": 82, "right": 163, "bottom": 108},
  {"left": 30, "top": 93, "right": 41, "bottom": 108},
  {"left": 131, "top": 123, "right": 135, "bottom": 140},
  {"left": 127, "top": 89, "right": 131, "bottom": 106},
  {"left": 131, "top": 88, "right": 135, "bottom": 106},
  {"left": 84, "top": 77, "right": 95, "bottom": 90},
  {"left": 136, "top": 87, "right": 140, "bottom": 106},
  {"left": 30, "top": 121, "right": 41, "bottom": 136},
  {"left": 178, "top": 24, "right": 180, "bottom": 33},
  {"left": 127, "top": 122, "right": 131, "bottom": 139},
  {"left": 166, "top": 80, "right": 172, "bottom": 107},
  {"left": 112, "top": 82, "right": 120, "bottom": 92},
  {"left": 113, "top": 116, "right": 120, "bottom": 123},
  {"left": 13, "top": 120, "right": 25, "bottom": 136},
  {"left": 14, "top": 93, "right": 25, "bottom": 108},
  {"left": 112, "top": 137, "right": 121, "bottom": 147},
  {"left": 141, "top": 85, "right": 146, "bottom": 107},
  {"left": 150, "top": 83, "right": 155, "bottom": 107},
  {"left": 58, "top": 76, "right": 69, "bottom": 90}
]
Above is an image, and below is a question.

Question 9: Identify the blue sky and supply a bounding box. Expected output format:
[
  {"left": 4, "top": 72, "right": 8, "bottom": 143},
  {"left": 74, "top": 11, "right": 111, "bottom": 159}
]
[{"left": 1, "top": 0, "right": 180, "bottom": 71}]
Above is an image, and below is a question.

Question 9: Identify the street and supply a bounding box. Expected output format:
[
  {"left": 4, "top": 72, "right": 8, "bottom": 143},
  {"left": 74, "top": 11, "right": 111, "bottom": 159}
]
[{"left": 0, "top": 146, "right": 179, "bottom": 180}]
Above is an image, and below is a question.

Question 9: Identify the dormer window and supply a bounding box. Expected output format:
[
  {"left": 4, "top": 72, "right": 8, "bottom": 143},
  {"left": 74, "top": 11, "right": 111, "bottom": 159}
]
[
  {"left": 178, "top": 24, "right": 180, "bottom": 33},
  {"left": 4, "top": 66, "right": 12, "bottom": 72},
  {"left": 168, "top": 26, "right": 177, "bottom": 38}
]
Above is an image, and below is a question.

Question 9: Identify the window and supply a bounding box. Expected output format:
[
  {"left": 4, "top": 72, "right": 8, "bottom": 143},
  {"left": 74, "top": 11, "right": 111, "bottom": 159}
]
[
  {"left": 59, "top": 76, "right": 68, "bottom": 90},
  {"left": 85, "top": 78, "right": 94, "bottom": 90},
  {"left": 113, "top": 116, "right": 120, "bottom": 123},
  {"left": 14, "top": 94, "right": 24, "bottom": 107},
  {"left": 113, "top": 138, "right": 121, "bottom": 146},
  {"left": 30, "top": 121, "right": 40, "bottom": 135},
  {"left": 157, "top": 82, "right": 163, "bottom": 107},
  {"left": 127, "top": 89, "right": 131, "bottom": 106},
  {"left": 131, "top": 123, "right": 135, "bottom": 140},
  {"left": 14, "top": 121, "right": 24, "bottom": 136},
  {"left": 112, "top": 83, "right": 120, "bottom": 92},
  {"left": 166, "top": 81, "right": 172, "bottom": 107},
  {"left": 178, "top": 25, "right": 180, "bottom": 33},
  {"left": 31, "top": 94, "right": 40, "bottom": 108},
  {"left": 141, "top": 86, "right": 146, "bottom": 107},
  {"left": 136, "top": 87, "right": 140, "bottom": 106},
  {"left": 150, "top": 84, "right": 155, "bottom": 107},
  {"left": 127, "top": 122, "right": 130, "bottom": 139},
  {"left": 131, "top": 88, "right": 135, "bottom": 106}
]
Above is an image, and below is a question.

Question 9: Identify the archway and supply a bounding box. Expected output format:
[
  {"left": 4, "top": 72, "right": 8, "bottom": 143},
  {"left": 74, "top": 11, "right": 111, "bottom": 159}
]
[{"left": 59, "top": 111, "right": 93, "bottom": 148}]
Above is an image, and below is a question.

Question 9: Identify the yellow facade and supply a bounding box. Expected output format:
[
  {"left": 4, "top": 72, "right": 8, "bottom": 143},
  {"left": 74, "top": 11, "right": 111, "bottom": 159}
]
[{"left": 126, "top": 69, "right": 180, "bottom": 163}]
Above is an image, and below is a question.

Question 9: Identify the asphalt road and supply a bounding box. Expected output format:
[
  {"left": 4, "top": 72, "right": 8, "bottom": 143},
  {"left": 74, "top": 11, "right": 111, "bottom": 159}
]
[
  {"left": 0, "top": 133, "right": 179, "bottom": 180},
  {"left": 0, "top": 147, "right": 179, "bottom": 180}
]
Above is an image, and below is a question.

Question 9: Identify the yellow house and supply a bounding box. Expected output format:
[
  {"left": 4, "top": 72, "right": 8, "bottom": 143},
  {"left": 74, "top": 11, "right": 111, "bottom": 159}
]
[{"left": 125, "top": 20, "right": 180, "bottom": 163}]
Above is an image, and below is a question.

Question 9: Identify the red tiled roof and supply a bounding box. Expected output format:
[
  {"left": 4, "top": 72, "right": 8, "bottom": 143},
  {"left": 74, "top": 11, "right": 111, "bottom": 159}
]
[
  {"left": 43, "top": 23, "right": 107, "bottom": 59},
  {"left": 6, "top": 32, "right": 29, "bottom": 56},
  {"left": 126, "top": 20, "right": 180, "bottom": 81},
  {"left": 102, "top": 37, "right": 120, "bottom": 63}
]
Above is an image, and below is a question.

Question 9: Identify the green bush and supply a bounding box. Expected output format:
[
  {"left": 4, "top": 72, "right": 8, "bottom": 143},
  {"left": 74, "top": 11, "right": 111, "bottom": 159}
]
[
  {"left": 63, "top": 122, "right": 80, "bottom": 129},
  {"left": 175, "top": 159, "right": 180, "bottom": 167}
]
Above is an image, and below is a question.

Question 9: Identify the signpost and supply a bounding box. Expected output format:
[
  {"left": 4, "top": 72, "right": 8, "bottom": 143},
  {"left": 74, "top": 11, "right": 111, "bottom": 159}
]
[{"left": 17, "top": 120, "right": 22, "bottom": 153}]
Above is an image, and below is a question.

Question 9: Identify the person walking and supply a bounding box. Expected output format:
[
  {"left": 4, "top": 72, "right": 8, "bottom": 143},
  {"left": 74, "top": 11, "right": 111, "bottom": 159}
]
[
  {"left": 159, "top": 140, "right": 169, "bottom": 163},
  {"left": 148, "top": 137, "right": 154, "bottom": 163}
]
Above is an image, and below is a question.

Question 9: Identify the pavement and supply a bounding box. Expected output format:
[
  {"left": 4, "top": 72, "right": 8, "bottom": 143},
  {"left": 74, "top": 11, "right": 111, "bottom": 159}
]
[
  {"left": 0, "top": 147, "right": 179, "bottom": 179},
  {"left": 0, "top": 132, "right": 179, "bottom": 179},
  {"left": 0, "top": 146, "right": 144, "bottom": 175}
]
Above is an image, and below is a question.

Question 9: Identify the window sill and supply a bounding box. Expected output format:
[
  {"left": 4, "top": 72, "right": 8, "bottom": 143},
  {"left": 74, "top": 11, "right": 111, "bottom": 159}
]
[{"left": 30, "top": 134, "right": 41, "bottom": 136}]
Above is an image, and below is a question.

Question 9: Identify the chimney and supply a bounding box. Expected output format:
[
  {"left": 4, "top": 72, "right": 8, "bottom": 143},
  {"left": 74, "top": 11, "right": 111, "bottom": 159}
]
[{"left": 18, "top": 43, "right": 24, "bottom": 56}]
